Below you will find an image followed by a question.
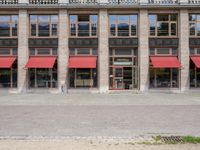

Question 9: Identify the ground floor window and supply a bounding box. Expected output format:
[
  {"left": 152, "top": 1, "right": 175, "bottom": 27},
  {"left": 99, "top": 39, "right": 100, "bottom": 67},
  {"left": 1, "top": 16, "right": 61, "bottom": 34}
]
[
  {"left": 149, "top": 68, "right": 179, "bottom": 88},
  {"left": 0, "top": 63, "right": 17, "bottom": 88},
  {"left": 69, "top": 68, "right": 97, "bottom": 88},
  {"left": 109, "top": 48, "right": 138, "bottom": 90},
  {"left": 190, "top": 60, "right": 200, "bottom": 88},
  {"left": 28, "top": 67, "right": 57, "bottom": 88}
]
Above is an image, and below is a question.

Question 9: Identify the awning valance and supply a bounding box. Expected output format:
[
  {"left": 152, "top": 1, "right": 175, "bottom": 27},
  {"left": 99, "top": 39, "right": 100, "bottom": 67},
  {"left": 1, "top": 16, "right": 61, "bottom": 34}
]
[
  {"left": 150, "top": 56, "right": 181, "bottom": 68},
  {"left": 191, "top": 56, "right": 200, "bottom": 68},
  {"left": 0, "top": 56, "right": 16, "bottom": 68},
  {"left": 25, "top": 56, "right": 56, "bottom": 69},
  {"left": 68, "top": 56, "right": 97, "bottom": 68}
]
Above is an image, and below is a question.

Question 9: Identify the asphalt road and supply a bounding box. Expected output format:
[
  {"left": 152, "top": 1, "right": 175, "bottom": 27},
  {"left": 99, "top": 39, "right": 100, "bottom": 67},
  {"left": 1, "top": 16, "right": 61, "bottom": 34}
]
[{"left": 0, "top": 105, "right": 200, "bottom": 138}]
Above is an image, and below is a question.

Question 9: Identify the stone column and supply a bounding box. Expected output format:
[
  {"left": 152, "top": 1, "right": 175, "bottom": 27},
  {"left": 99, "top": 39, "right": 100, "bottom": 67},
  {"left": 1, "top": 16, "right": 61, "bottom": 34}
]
[
  {"left": 58, "top": 9, "right": 68, "bottom": 93},
  {"left": 18, "top": 10, "right": 28, "bottom": 93},
  {"left": 99, "top": 9, "right": 109, "bottom": 93},
  {"left": 180, "top": 9, "right": 189, "bottom": 92},
  {"left": 139, "top": 9, "right": 149, "bottom": 92}
]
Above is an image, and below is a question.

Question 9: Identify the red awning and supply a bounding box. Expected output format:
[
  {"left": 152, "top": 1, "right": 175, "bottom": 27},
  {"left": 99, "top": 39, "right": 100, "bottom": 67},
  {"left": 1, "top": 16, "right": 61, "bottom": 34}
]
[
  {"left": 150, "top": 56, "right": 181, "bottom": 68},
  {"left": 191, "top": 56, "right": 200, "bottom": 68},
  {"left": 25, "top": 56, "right": 56, "bottom": 68},
  {"left": 0, "top": 56, "right": 16, "bottom": 68},
  {"left": 68, "top": 56, "right": 97, "bottom": 68}
]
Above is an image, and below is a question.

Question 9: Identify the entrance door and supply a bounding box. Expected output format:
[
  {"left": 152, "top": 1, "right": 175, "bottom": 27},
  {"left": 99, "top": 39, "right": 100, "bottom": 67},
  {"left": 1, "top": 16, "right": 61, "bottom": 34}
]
[{"left": 113, "top": 67, "right": 123, "bottom": 89}]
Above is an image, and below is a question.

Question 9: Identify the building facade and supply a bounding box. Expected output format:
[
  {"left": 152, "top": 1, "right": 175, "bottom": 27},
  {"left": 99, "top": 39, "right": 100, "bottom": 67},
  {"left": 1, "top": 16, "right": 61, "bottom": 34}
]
[{"left": 0, "top": 0, "right": 200, "bottom": 93}]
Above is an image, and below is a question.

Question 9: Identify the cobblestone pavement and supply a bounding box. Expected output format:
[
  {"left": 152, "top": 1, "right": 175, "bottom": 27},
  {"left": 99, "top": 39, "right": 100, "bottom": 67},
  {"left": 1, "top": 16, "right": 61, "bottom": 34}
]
[{"left": 0, "top": 93, "right": 200, "bottom": 139}]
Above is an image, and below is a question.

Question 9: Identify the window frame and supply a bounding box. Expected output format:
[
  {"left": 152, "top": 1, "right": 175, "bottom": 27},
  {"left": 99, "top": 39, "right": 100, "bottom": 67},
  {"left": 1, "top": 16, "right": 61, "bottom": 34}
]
[
  {"left": 189, "top": 14, "right": 200, "bottom": 37},
  {"left": 29, "top": 15, "right": 58, "bottom": 37},
  {"left": 149, "top": 14, "right": 178, "bottom": 37},
  {"left": 0, "top": 15, "right": 18, "bottom": 37},
  {"left": 69, "top": 14, "right": 98, "bottom": 37},
  {"left": 109, "top": 14, "right": 138, "bottom": 37}
]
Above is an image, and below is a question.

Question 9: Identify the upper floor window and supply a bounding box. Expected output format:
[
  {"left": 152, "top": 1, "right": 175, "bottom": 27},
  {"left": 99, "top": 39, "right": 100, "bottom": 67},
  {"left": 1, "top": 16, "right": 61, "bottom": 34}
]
[
  {"left": 109, "top": 15, "right": 137, "bottom": 37},
  {"left": 150, "top": 48, "right": 178, "bottom": 56},
  {"left": 30, "top": 15, "right": 58, "bottom": 37},
  {"left": 0, "top": 15, "right": 18, "bottom": 37},
  {"left": 0, "top": 48, "right": 17, "bottom": 56},
  {"left": 189, "top": 14, "right": 200, "bottom": 36},
  {"left": 149, "top": 14, "right": 177, "bottom": 37},
  {"left": 29, "top": 48, "right": 57, "bottom": 56},
  {"left": 69, "top": 48, "right": 97, "bottom": 56},
  {"left": 190, "top": 48, "right": 200, "bottom": 56},
  {"left": 70, "top": 15, "right": 98, "bottom": 37}
]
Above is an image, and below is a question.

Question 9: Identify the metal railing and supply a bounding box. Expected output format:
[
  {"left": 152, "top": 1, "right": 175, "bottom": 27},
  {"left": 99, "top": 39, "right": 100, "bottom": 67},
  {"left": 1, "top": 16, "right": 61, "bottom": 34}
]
[
  {"left": 108, "top": 0, "right": 138, "bottom": 4},
  {"left": 69, "top": 0, "right": 99, "bottom": 4},
  {"left": 189, "top": 0, "right": 200, "bottom": 3},
  {"left": 29, "top": 0, "right": 58, "bottom": 4},
  {"left": 148, "top": 0, "right": 179, "bottom": 4},
  {"left": 0, "top": 0, "right": 18, "bottom": 4}
]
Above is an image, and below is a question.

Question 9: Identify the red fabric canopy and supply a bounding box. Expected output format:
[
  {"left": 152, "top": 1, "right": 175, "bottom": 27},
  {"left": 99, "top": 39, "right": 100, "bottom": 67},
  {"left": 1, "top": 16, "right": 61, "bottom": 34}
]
[
  {"left": 0, "top": 56, "right": 16, "bottom": 68},
  {"left": 150, "top": 56, "right": 181, "bottom": 68},
  {"left": 191, "top": 56, "right": 200, "bottom": 68},
  {"left": 68, "top": 56, "right": 97, "bottom": 68},
  {"left": 25, "top": 56, "right": 56, "bottom": 68}
]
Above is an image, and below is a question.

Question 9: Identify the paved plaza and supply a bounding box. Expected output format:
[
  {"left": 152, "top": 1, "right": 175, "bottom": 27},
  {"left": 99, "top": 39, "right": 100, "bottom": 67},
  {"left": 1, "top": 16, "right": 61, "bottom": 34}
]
[{"left": 0, "top": 93, "right": 200, "bottom": 139}]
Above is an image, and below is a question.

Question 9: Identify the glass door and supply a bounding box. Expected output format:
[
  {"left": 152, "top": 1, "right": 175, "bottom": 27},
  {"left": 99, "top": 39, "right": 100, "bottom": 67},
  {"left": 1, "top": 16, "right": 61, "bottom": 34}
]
[{"left": 113, "top": 67, "right": 123, "bottom": 89}]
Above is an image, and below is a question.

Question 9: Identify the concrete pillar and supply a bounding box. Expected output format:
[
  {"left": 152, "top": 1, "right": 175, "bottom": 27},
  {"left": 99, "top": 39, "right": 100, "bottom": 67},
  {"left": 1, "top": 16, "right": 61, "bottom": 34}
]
[
  {"left": 139, "top": 9, "right": 149, "bottom": 92},
  {"left": 179, "top": 9, "right": 189, "bottom": 92},
  {"left": 99, "top": 9, "right": 109, "bottom": 93},
  {"left": 18, "top": 10, "right": 28, "bottom": 93},
  {"left": 58, "top": 9, "right": 68, "bottom": 93}
]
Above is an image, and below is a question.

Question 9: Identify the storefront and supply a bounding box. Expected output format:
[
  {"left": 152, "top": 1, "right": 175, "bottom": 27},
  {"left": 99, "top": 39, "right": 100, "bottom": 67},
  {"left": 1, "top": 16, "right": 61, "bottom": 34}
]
[
  {"left": 109, "top": 48, "right": 138, "bottom": 90},
  {"left": 149, "top": 49, "right": 181, "bottom": 88},
  {"left": 190, "top": 48, "right": 200, "bottom": 88},
  {"left": 68, "top": 48, "right": 98, "bottom": 88},
  {"left": 25, "top": 48, "right": 58, "bottom": 89},
  {"left": 0, "top": 53, "right": 17, "bottom": 88}
]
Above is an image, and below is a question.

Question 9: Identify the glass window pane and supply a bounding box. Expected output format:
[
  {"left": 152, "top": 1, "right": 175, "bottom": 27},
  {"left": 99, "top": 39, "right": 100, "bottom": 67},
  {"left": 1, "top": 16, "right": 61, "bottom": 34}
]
[
  {"left": 118, "top": 15, "right": 129, "bottom": 36},
  {"left": 90, "top": 15, "right": 97, "bottom": 22},
  {"left": 36, "top": 69, "right": 51, "bottom": 88},
  {"left": 30, "top": 15, "right": 37, "bottom": 22},
  {"left": 78, "top": 23, "right": 89, "bottom": 36},
  {"left": 69, "top": 48, "right": 75, "bottom": 55},
  {"left": 157, "top": 22, "right": 169, "bottom": 36},
  {"left": 172, "top": 69, "right": 179, "bottom": 88},
  {"left": 0, "top": 23, "right": 10, "bottom": 36},
  {"left": 37, "top": 49, "right": 50, "bottom": 55},
  {"left": 172, "top": 48, "right": 177, "bottom": 55},
  {"left": 77, "top": 49, "right": 90, "bottom": 55},
  {"left": 170, "top": 14, "right": 177, "bottom": 21},
  {"left": 157, "top": 14, "right": 169, "bottom": 21},
  {"left": 0, "top": 69, "right": 11, "bottom": 88},
  {"left": 197, "top": 15, "right": 200, "bottom": 21},
  {"left": 150, "top": 48, "right": 155, "bottom": 55},
  {"left": 11, "top": 15, "right": 18, "bottom": 23},
  {"left": 190, "top": 23, "right": 195, "bottom": 36},
  {"left": 52, "top": 23, "right": 57, "bottom": 36},
  {"left": 92, "top": 48, "right": 97, "bottom": 55},
  {"left": 190, "top": 48, "right": 195, "bottom": 55},
  {"left": 12, "top": 48, "right": 17, "bottom": 55},
  {"left": 52, "top": 48, "right": 57, "bottom": 55},
  {"left": 38, "top": 15, "right": 49, "bottom": 22},
  {"left": 29, "top": 48, "right": 35, "bottom": 55},
  {"left": 31, "top": 24, "right": 36, "bottom": 36},
  {"left": 51, "top": 15, "right": 58, "bottom": 23},
  {"left": 12, "top": 23, "right": 17, "bottom": 36},
  {"left": 197, "top": 23, "right": 200, "bottom": 36},
  {"left": 157, "top": 48, "right": 170, "bottom": 55},
  {"left": 156, "top": 69, "right": 171, "bottom": 88},
  {"left": 0, "top": 49, "right": 10, "bottom": 55},
  {"left": 91, "top": 22, "right": 97, "bottom": 36},
  {"left": 171, "top": 23, "right": 176, "bottom": 36},
  {"left": 38, "top": 23, "right": 49, "bottom": 36},
  {"left": 115, "top": 49, "right": 132, "bottom": 55},
  {"left": 149, "top": 15, "right": 156, "bottom": 36},
  {"left": 70, "top": 15, "right": 77, "bottom": 36},
  {"left": 130, "top": 15, "right": 137, "bottom": 36},
  {"left": 189, "top": 14, "right": 196, "bottom": 21},
  {"left": 0, "top": 16, "right": 10, "bottom": 22},
  {"left": 109, "top": 15, "right": 116, "bottom": 36}
]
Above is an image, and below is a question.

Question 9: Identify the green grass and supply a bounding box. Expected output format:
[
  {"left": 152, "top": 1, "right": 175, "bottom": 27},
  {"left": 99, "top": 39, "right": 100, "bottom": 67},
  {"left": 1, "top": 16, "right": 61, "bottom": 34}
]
[{"left": 182, "top": 136, "right": 200, "bottom": 144}]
